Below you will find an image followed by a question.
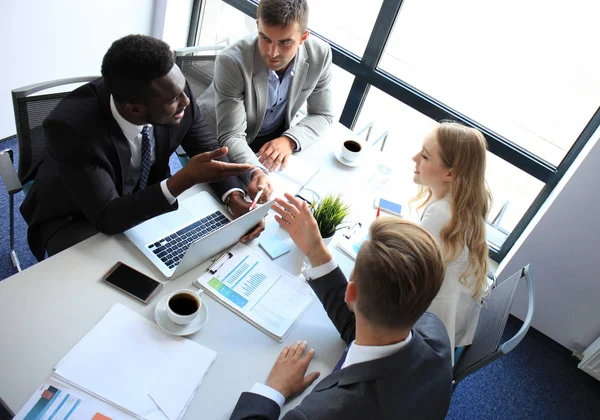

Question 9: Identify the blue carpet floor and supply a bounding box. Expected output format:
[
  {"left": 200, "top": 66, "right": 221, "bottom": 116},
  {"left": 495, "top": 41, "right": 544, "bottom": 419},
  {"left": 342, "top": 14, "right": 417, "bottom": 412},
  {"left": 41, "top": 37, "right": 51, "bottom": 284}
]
[
  {"left": 0, "top": 137, "right": 37, "bottom": 278},
  {"left": 1, "top": 135, "right": 599, "bottom": 418}
]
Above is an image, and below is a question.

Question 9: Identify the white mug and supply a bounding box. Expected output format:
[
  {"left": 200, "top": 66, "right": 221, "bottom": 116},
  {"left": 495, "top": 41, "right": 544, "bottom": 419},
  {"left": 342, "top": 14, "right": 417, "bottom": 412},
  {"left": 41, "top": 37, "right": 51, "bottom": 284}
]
[
  {"left": 166, "top": 289, "right": 203, "bottom": 325},
  {"left": 341, "top": 140, "right": 364, "bottom": 162}
]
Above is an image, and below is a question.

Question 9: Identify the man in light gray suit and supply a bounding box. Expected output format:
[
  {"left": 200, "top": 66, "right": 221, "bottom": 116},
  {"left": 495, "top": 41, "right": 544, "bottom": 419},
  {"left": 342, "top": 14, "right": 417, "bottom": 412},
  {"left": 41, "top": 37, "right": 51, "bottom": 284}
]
[
  {"left": 197, "top": 0, "right": 333, "bottom": 202},
  {"left": 229, "top": 194, "right": 453, "bottom": 420}
]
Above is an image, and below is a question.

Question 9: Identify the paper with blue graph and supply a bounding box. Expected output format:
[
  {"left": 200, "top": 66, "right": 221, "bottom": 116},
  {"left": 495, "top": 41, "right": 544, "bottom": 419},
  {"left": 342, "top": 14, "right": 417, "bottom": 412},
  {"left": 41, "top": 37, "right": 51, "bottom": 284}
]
[{"left": 193, "top": 243, "right": 315, "bottom": 342}]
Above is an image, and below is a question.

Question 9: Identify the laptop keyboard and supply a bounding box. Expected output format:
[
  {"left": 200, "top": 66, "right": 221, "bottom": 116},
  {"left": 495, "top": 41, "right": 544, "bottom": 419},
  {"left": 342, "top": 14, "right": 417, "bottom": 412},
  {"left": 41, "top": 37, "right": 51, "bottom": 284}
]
[{"left": 147, "top": 210, "right": 230, "bottom": 270}]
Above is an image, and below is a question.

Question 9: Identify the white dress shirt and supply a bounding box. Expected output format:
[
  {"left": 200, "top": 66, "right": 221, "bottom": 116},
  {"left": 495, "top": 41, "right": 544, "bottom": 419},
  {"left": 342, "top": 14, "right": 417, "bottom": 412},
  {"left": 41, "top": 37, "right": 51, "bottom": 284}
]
[
  {"left": 110, "top": 96, "right": 242, "bottom": 204},
  {"left": 110, "top": 96, "right": 175, "bottom": 203},
  {"left": 249, "top": 258, "right": 412, "bottom": 409}
]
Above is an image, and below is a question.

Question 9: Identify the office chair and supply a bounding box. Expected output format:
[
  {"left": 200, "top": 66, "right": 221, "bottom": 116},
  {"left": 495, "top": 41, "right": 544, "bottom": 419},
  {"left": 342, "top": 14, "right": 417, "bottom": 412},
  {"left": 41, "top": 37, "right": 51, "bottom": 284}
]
[
  {"left": 0, "top": 77, "right": 97, "bottom": 270},
  {"left": 452, "top": 264, "right": 536, "bottom": 387},
  {"left": 173, "top": 43, "right": 229, "bottom": 168}
]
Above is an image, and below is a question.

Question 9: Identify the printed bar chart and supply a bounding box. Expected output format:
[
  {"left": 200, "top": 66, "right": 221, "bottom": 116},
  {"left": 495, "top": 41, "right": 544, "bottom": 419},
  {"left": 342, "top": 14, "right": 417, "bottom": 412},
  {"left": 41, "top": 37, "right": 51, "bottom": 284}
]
[{"left": 196, "top": 243, "right": 315, "bottom": 341}]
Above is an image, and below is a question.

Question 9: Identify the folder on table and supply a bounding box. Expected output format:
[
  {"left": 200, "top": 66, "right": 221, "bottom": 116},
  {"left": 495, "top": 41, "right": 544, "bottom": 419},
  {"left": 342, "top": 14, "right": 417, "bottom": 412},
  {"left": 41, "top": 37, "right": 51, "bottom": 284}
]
[{"left": 53, "top": 304, "right": 217, "bottom": 420}]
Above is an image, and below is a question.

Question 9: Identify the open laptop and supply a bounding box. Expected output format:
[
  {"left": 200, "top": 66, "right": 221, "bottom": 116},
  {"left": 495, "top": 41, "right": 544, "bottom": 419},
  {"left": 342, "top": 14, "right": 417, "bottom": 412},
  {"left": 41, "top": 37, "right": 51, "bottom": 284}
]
[{"left": 125, "top": 191, "right": 273, "bottom": 279}]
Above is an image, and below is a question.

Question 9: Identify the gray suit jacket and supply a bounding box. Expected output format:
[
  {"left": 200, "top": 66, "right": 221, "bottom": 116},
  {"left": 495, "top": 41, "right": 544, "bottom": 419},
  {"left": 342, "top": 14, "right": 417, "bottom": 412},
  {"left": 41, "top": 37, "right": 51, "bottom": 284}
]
[
  {"left": 197, "top": 35, "right": 334, "bottom": 168},
  {"left": 229, "top": 267, "right": 453, "bottom": 420}
]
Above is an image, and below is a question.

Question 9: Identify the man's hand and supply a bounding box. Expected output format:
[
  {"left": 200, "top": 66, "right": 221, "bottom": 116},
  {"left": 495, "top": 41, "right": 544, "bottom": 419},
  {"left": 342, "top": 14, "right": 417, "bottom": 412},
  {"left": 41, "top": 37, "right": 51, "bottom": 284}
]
[
  {"left": 248, "top": 170, "right": 273, "bottom": 203},
  {"left": 258, "top": 136, "right": 295, "bottom": 172},
  {"left": 273, "top": 193, "right": 332, "bottom": 267},
  {"left": 167, "top": 147, "right": 253, "bottom": 197},
  {"left": 266, "top": 341, "right": 320, "bottom": 400},
  {"left": 228, "top": 193, "right": 265, "bottom": 243}
]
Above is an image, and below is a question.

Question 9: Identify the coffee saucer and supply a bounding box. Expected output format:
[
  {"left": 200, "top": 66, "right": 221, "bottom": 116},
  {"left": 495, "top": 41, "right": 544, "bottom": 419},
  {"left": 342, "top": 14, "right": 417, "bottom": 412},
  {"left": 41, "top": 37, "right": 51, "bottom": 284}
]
[
  {"left": 154, "top": 293, "right": 208, "bottom": 336},
  {"left": 334, "top": 146, "right": 364, "bottom": 168}
]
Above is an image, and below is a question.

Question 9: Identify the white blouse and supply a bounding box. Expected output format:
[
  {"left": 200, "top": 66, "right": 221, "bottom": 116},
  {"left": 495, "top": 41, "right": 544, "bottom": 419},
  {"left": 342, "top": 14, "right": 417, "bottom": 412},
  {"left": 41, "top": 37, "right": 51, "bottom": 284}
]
[{"left": 418, "top": 195, "right": 483, "bottom": 352}]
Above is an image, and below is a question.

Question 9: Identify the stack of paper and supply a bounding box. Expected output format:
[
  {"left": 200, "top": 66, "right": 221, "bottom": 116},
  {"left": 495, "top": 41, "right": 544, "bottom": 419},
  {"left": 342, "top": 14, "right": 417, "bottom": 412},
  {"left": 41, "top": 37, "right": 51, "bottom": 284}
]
[{"left": 53, "top": 304, "right": 217, "bottom": 420}]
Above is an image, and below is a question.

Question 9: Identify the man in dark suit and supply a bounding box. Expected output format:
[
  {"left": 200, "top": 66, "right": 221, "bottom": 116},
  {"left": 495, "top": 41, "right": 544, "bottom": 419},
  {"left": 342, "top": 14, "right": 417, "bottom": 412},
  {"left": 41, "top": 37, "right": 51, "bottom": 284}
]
[
  {"left": 229, "top": 193, "right": 453, "bottom": 420},
  {"left": 21, "top": 35, "right": 260, "bottom": 260}
]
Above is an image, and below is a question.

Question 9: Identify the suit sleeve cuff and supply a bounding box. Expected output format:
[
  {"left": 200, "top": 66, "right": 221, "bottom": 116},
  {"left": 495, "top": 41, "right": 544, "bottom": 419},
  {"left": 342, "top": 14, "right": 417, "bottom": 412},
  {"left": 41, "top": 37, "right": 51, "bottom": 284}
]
[
  {"left": 160, "top": 179, "right": 177, "bottom": 205},
  {"left": 284, "top": 132, "right": 301, "bottom": 152},
  {"left": 302, "top": 258, "right": 338, "bottom": 281},
  {"left": 249, "top": 383, "right": 286, "bottom": 409}
]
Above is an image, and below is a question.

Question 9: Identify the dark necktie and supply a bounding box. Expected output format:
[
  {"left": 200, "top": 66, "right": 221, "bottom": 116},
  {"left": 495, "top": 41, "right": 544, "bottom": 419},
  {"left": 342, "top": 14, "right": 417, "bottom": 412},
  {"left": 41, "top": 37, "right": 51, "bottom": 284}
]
[
  {"left": 332, "top": 344, "right": 351, "bottom": 372},
  {"left": 139, "top": 126, "right": 152, "bottom": 190}
]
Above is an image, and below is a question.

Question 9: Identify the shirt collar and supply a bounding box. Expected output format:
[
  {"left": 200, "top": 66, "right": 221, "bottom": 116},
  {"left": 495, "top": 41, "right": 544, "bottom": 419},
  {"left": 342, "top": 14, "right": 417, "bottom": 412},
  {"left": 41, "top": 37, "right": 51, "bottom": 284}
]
[
  {"left": 268, "top": 56, "right": 297, "bottom": 80},
  {"left": 342, "top": 331, "right": 413, "bottom": 370},
  {"left": 109, "top": 95, "right": 150, "bottom": 142}
]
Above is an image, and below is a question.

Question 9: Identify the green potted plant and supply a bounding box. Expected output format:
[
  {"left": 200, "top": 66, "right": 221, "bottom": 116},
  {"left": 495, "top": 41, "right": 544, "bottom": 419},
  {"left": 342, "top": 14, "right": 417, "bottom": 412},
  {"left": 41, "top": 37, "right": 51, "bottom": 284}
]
[{"left": 312, "top": 193, "right": 351, "bottom": 243}]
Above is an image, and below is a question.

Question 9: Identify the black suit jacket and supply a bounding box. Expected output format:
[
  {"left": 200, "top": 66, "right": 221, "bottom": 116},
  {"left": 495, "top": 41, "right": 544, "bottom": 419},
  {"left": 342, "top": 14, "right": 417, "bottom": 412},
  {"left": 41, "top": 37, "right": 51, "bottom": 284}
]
[
  {"left": 230, "top": 267, "right": 453, "bottom": 420},
  {"left": 20, "top": 78, "right": 243, "bottom": 260}
]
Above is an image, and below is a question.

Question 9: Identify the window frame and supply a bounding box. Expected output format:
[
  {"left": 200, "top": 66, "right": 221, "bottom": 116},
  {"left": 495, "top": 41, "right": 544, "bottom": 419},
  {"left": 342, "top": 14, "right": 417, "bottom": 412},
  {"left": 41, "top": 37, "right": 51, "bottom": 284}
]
[{"left": 190, "top": 0, "right": 600, "bottom": 262}]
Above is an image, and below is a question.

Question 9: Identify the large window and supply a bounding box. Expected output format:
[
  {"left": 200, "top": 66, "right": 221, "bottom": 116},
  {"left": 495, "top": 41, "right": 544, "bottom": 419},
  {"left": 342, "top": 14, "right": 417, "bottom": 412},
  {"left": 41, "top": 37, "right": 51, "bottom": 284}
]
[
  {"left": 379, "top": 0, "right": 600, "bottom": 167},
  {"left": 190, "top": 0, "right": 600, "bottom": 261},
  {"left": 308, "top": 0, "right": 383, "bottom": 57}
]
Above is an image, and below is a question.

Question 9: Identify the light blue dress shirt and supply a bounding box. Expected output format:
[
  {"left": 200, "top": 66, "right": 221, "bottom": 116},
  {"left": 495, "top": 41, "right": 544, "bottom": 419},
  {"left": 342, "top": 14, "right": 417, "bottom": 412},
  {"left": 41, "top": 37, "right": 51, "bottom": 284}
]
[{"left": 257, "top": 57, "right": 299, "bottom": 150}]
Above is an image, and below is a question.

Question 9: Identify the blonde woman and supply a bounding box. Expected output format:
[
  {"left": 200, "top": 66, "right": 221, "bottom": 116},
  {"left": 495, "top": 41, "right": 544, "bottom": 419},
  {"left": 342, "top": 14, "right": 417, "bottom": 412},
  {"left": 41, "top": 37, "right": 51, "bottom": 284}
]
[{"left": 411, "top": 121, "right": 492, "bottom": 354}]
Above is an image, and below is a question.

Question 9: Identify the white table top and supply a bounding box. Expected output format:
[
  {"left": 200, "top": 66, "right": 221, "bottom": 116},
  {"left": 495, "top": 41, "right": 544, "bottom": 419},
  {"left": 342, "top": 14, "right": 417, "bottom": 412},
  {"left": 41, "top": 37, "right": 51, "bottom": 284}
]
[{"left": 0, "top": 123, "right": 412, "bottom": 418}]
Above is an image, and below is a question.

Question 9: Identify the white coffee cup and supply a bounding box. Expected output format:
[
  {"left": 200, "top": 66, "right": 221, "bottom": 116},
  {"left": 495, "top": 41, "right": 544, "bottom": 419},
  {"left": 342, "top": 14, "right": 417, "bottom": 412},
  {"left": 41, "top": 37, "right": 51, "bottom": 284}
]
[
  {"left": 166, "top": 289, "right": 203, "bottom": 325},
  {"left": 341, "top": 140, "right": 363, "bottom": 163}
]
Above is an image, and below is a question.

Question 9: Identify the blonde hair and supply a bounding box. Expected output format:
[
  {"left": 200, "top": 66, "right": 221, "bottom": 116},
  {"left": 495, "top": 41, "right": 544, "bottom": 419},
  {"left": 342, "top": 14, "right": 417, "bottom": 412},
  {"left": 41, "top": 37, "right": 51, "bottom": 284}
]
[
  {"left": 410, "top": 121, "right": 492, "bottom": 299},
  {"left": 354, "top": 217, "right": 445, "bottom": 329}
]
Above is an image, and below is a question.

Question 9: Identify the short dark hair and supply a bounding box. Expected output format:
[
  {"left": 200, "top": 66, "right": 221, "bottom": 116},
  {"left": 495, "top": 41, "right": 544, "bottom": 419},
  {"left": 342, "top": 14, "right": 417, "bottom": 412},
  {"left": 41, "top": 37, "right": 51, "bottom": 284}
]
[
  {"left": 101, "top": 34, "right": 174, "bottom": 103},
  {"left": 257, "top": 0, "right": 309, "bottom": 32},
  {"left": 353, "top": 218, "right": 445, "bottom": 330}
]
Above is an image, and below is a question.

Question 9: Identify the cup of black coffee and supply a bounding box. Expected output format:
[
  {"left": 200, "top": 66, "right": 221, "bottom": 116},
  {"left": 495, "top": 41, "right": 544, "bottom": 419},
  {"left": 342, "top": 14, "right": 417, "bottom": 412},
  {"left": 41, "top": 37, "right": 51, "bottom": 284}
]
[
  {"left": 166, "top": 289, "right": 202, "bottom": 325},
  {"left": 341, "top": 140, "right": 363, "bottom": 163}
]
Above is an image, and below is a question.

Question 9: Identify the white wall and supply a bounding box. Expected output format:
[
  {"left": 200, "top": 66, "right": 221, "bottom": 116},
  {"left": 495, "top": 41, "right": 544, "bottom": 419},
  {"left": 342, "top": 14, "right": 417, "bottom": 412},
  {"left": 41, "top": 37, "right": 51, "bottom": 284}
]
[
  {"left": 498, "top": 126, "right": 600, "bottom": 351},
  {"left": 0, "top": 0, "right": 158, "bottom": 139}
]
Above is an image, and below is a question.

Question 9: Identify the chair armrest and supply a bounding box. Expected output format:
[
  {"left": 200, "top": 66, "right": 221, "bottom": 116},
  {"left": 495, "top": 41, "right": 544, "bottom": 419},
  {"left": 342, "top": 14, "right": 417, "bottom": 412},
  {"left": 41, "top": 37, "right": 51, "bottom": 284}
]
[
  {"left": 0, "top": 149, "right": 23, "bottom": 194},
  {"left": 500, "top": 264, "right": 536, "bottom": 354}
]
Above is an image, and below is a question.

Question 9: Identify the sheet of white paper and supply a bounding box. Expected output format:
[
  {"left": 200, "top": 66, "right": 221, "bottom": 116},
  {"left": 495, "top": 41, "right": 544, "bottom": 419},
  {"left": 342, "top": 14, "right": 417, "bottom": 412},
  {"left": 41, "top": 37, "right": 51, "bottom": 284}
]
[
  {"left": 149, "top": 340, "right": 217, "bottom": 420},
  {"left": 270, "top": 172, "right": 303, "bottom": 200},
  {"left": 54, "top": 304, "right": 216, "bottom": 420},
  {"left": 273, "top": 155, "right": 319, "bottom": 186}
]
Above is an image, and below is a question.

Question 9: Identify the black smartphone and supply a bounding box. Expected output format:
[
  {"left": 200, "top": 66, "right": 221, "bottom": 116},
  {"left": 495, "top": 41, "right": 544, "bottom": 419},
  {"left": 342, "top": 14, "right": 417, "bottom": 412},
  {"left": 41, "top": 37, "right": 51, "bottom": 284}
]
[{"left": 101, "top": 262, "right": 163, "bottom": 304}]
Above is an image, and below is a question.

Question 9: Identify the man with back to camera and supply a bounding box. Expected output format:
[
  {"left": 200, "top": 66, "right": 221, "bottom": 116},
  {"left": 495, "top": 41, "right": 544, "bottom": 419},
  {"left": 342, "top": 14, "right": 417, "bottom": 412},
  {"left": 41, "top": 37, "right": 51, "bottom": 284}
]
[
  {"left": 228, "top": 193, "right": 453, "bottom": 419},
  {"left": 197, "top": 0, "right": 334, "bottom": 202},
  {"left": 20, "top": 35, "right": 263, "bottom": 261}
]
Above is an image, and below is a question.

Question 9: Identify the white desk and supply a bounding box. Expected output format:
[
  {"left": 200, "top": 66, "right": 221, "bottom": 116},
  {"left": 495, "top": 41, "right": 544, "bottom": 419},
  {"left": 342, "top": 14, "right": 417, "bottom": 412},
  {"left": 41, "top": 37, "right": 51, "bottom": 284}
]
[{"left": 0, "top": 123, "right": 406, "bottom": 418}]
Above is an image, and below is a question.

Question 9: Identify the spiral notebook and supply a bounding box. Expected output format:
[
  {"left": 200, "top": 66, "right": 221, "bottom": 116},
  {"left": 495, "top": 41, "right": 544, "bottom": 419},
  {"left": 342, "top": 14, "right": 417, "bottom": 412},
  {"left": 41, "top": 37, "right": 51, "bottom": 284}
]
[{"left": 193, "top": 242, "right": 315, "bottom": 342}]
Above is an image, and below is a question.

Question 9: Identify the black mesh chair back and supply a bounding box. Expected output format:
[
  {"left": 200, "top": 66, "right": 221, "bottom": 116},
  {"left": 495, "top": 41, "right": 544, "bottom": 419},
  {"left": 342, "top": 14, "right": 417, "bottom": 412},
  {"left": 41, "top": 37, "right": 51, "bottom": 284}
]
[
  {"left": 12, "top": 77, "right": 98, "bottom": 185},
  {"left": 176, "top": 55, "right": 218, "bottom": 100},
  {"left": 14, "top": 93, "right": 67, "bottom": 184},
  {"left": 173, "top": 44, "right": 229, "bottom": 100},
  {"left": 173, "top": 44, "right": 227, "bottom": 166},
  {"left": 453, "top": 264, "right": 536, "bottom": 386}
]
